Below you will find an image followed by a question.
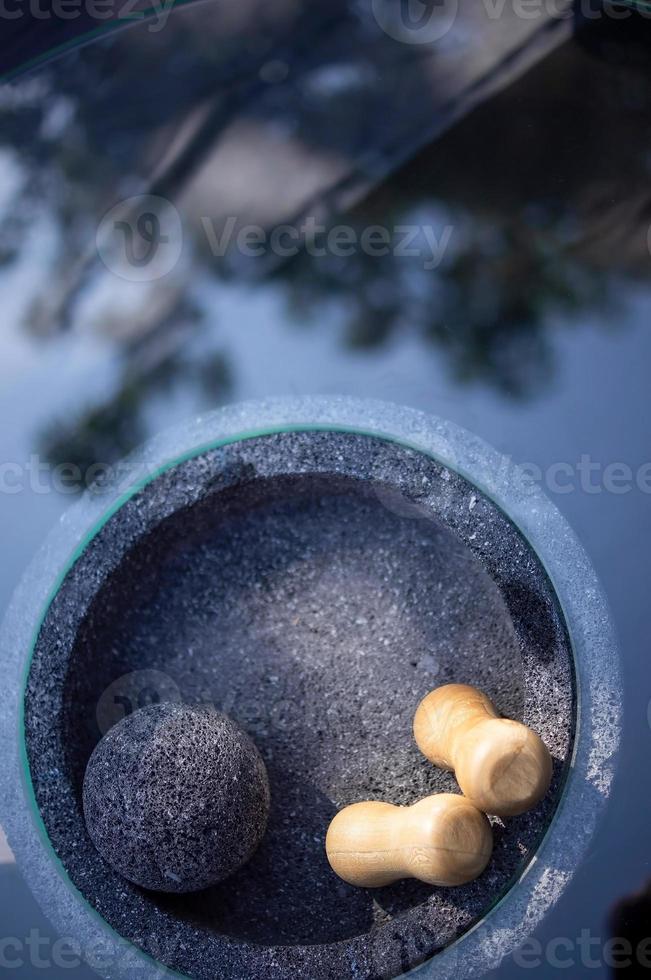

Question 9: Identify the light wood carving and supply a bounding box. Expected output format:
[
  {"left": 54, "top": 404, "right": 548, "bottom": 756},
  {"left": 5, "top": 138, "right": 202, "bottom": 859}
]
[
  {"left": 413, "top": 684, "right": 552, "bottom": 817},
  {"left": 326, "top": 793, "right": 492, "bottom": 888}
]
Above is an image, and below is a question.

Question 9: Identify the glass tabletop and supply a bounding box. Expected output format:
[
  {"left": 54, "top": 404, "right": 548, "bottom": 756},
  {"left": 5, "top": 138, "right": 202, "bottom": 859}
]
[{"left": 1, "top": 2, "right": 650, "bottom": 976}]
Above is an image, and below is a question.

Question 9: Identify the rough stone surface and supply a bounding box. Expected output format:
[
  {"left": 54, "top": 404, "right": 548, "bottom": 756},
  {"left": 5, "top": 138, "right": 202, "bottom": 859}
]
[
  {"left": 82, "top": 703, "right": 270, "bottom": 893},
  {"left": 22, "top": 428, "right": 577, "bottom": 979}
]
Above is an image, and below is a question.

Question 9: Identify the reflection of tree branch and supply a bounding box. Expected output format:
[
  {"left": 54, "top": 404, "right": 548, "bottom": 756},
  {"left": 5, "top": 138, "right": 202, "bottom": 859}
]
[
  {"left": 206, "top": 8, "right": 577, "bottom": 283},
  {"left": 40, "top": 306, "right": 232, "bottom": 483},
  {"left": 150, "top": 4, "right": 350, "bottom": 202}
]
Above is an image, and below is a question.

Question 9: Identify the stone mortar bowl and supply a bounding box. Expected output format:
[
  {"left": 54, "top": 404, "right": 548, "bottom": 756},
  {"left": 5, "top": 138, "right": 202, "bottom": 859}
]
[{"left": 0, "top": 398, "right": 621, "bottom": 980}]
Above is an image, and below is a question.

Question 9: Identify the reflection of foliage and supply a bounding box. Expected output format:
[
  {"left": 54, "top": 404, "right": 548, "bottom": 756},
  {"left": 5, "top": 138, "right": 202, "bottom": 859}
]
[
  {"left": 268, "top": 211, "right": 611, "bottom": 397},
  {"left": 44, "top": 379, "right": 150, "bottom": 479},
  {"left": 261, "top": 24, "right": 651, "bottom": 396},
  {"left": 2, "top": 5, "right": 647, "bottom": 481},
  {"left": 422, "top": 224, "right": 608, "bottom": 396},
  {"left": 41, "top": 312, "right": 232, "bottom": 487},
  {"left": 262, "top": 22, "right": 651, "bottom": 396}
]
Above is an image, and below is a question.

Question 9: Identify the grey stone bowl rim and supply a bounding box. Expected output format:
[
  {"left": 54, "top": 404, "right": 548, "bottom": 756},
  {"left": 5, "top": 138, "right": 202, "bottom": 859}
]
[{"left": 0, "top": 396, "right": 622, "bottom": 980}]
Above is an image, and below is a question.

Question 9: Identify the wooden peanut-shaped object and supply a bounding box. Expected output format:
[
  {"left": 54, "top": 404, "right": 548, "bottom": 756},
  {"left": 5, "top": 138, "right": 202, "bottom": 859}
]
[
  {"left": 326, "top": 793, "right": 492, "bottom": 888},
  {"left": 414, "top": 684, "right": 552, "bottom": 817}
]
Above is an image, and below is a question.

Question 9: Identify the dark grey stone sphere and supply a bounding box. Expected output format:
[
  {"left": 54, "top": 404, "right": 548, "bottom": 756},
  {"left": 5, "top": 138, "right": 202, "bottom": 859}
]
[{"left": 82, "top": 702, "right": 270, "bottom": 893}]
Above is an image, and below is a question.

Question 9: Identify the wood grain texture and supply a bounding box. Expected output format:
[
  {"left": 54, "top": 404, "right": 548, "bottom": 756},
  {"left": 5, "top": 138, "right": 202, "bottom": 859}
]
[
  {"left": 325, "top": 793, "right": 492, "bottom": 888},
  {"left": 413, "top": 684, "right": 552, "bottom": 817}
]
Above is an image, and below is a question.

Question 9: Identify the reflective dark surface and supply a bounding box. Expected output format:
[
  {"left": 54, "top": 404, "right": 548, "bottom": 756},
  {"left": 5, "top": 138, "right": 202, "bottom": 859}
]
[{"left": 1, "top": 3, "right": 650, "bottom": 977}]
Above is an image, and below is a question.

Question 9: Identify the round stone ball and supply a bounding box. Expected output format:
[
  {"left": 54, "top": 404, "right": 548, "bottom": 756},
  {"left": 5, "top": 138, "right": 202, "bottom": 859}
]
[{"left": 82, "top": 702, "right": 270, "bottom": 893}]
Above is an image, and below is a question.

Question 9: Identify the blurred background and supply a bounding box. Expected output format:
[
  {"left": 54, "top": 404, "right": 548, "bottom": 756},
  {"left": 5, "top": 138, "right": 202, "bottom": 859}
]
[{"left": 1, "top": 1, "right": 651, "bottom": 975}]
